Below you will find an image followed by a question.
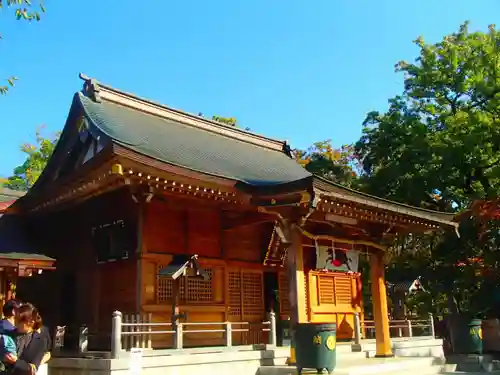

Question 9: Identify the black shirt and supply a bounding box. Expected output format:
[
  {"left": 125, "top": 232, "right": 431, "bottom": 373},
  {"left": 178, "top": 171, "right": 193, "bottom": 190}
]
[{"left": 12, "top": 328, "right": 49, "bottom": 375}]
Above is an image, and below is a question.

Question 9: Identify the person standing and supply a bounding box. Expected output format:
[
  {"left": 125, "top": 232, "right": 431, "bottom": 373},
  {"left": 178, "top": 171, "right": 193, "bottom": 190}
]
[
  {"left": 0, "top": 300, "right": 21, "bottom": 333},
  {"left": 3, "top": 303, "right": 47, "bottom": 375}
]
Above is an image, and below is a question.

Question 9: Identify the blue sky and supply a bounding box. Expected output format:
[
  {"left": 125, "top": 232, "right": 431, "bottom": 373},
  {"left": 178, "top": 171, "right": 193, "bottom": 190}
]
[{"left": 0, "top": 0, "right": 498, "bottom": 176}]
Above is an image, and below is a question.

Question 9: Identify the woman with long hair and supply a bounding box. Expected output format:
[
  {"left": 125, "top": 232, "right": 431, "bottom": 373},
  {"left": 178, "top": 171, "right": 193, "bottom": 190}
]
[{"left": 3, "top": 303, "right": 51, "bottom": 375}]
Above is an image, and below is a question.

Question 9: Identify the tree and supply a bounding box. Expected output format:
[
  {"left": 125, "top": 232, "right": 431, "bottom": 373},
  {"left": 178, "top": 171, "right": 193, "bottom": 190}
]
[
  {"left": 1, "top": 0, "right": 45, "bottom": 94},
  {"left": 357, "top": 22, "right": 500, "bottom": 210},
  {"left": 295, "top": 141, "right": 361, "bottom": 187},
  {"left": 354, "top": 22, "right": 500, "bottom": 317},
  {"left": 4, "top": 127, "right": 58, "bottom": 190}
]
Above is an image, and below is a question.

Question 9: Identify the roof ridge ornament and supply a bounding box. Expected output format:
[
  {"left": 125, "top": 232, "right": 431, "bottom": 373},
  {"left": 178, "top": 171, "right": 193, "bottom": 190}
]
[
  {"left": 80, "top": 73, "right": 101, "bottom": 103},
  {"left": 282, "top": 141, "right": 293, "bottom": 158}
]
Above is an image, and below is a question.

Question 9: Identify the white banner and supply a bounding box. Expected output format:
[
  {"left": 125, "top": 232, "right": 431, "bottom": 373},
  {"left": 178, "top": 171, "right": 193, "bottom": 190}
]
[{"left": 316, "top": 245, "right": 359, "bottom": 273}]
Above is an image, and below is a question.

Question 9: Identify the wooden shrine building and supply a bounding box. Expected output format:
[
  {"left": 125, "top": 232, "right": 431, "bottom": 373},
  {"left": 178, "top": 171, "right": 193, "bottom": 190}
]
[
  {"left": 0, "top": 189, "right": 55, "bottom": 314},
  {"left": 12, "top": 74, "right": 458, "bottom": 357}
]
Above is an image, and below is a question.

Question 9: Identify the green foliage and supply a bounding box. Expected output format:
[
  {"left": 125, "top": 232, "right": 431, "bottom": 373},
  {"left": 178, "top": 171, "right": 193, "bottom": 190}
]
[
  {"left": 212, "top": 115, "right": 251, "bottom": 131},
  {"left": 212, "top": 115, "right": 238, "bottom": 127},
  {"left": 295, "top": 140, "right": 361, "bottom": 187},
  {"left": 357, "top": 22, "right": 500, "bottom": 209},
  {"left": 4, "top": 127, "right": 59, "bottom": 190},
  {"left": 0, "top": 0, "right": 45, "bottom": 95},
  {"left": 355, "top": 22, "right": 500, "bottom": 317}
]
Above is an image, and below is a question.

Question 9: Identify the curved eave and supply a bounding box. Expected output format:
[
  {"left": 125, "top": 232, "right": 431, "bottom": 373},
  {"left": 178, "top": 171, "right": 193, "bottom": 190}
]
[
  {"left": 313, "top": 176, "right": 457, "bottom": 229},
  {"left": 79, "top": 92, "right": 312, "bottom": 191}
]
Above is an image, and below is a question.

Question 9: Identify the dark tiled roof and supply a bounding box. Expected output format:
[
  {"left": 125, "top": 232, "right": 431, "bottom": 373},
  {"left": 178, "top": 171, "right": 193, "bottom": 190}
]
[
  {"left": 77, "top": 93, "right": 311, "bottom": 186},
  {"left": 0, "top": 214, "right": 54, "bottom": 262},
  {"left": 313, "top": 176, "right": 457, "bottom": 227}
]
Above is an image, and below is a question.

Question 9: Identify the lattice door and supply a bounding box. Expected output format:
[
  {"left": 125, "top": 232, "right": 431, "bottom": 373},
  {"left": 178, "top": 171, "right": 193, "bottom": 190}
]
[
  {"left": 227, "top": 269, "right": 242, "bottom": 321},
  {"left": 241, "top": 270, "right": 264, "bottom": 345},
  {"left": 278, "top": 272, "right": 290, "bottom": 318},
  {"left": 226, "top": 269, "right": 265, "bottom": 345},
  {"left": 241, "top": 270, "right": 264, "bottom": 321}
]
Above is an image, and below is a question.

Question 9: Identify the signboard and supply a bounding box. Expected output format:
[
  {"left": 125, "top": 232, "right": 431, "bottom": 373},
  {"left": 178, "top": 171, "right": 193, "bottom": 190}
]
[
  {"left": 129, "top": 348, "right": 143, "bottom": 375},
  {"left": 316, "top": 245, "right": 360, "bottom": 273}
]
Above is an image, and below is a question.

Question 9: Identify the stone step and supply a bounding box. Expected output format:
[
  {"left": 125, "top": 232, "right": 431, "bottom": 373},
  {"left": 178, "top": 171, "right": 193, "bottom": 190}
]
[
  {"left": 442, "top": 372, "right": 500, "bottom": 375},
  {"left": 336, "top": 343, "right": 357, "bottom": 354},
  {"left": 259, "top": 357, "right": 444, "bottom": 375},
  {"left": 359, "top": 338, "right": 444, "bottom": 358},
  {"left": 445, "top": 355, "right": 500, "bottom": 373}
]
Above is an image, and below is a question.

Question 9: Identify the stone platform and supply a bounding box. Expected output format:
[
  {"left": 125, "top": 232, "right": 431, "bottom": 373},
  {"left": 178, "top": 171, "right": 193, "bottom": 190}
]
[
  {"left": 48, "top": 338, "right": 449, "bottom": 375},
  {"left": 352, "top": 336, "right": 444, "bottom": 358},
  {"left": 260, "top": 341, "right": 445, "bottom": 375}
]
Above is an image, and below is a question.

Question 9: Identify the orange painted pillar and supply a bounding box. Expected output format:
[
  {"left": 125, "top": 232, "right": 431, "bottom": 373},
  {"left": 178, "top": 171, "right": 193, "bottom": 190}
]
[
  {"left": 286, "top": 225, "right": 307, "bottom": 365},
  {"left": 370, "top": 250, "right": 393, "bottom": 357}
]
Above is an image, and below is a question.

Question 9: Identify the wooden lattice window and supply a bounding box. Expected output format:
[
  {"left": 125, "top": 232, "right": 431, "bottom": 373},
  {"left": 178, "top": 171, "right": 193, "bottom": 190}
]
[
  {"left": 157, "top": 266, "right": 213, "bottom": 303},
  {"left": 157, "top": 265, "right": 176, "bottom": 302},
  {"left": 228, "top": 271, "right": 242, "bottom": 318},
  {"left": 318, "top": 274, "right": 352, "bottom": 305},
  {"left": 186, "top": 269, "right": 213, "bottom": 302}
]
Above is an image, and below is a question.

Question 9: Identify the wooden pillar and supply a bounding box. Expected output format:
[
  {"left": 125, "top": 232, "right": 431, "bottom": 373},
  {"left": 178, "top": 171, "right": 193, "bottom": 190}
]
[
  {"left": 370, "top": 250, "right": 393, "bottom": 357},
  {"left": 286, "top": 224, "right": 307, "bottom": 363},
  {"left": 136, "top": 201, "right": 145, "bottom": 312},
  {"left": 286, "top": 225, "right": 307, "bottom": 325}
]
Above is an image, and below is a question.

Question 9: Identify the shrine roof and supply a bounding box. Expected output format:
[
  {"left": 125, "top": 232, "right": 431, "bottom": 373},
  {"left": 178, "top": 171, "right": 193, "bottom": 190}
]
[
  {"left": 313, "top": 176, "right": 457, "bottom": 228},
  {"left": 76, "top": 75, "right": 311, "bottom": 187}
]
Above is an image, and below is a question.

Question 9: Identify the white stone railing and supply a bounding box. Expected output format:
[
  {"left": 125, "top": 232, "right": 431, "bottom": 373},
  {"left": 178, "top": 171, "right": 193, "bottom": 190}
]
[
  {"left": 353, "top": 312, "right": 435, "bottom": 344},
  {"left": 110, "top": 311, "right": 277, "bottom": 358}
]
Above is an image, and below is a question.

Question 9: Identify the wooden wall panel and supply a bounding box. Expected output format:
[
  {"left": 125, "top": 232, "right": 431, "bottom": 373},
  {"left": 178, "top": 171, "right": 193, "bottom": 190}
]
[
  {"left": 223, "top": 225, "right": 262, "bottom": 262},
  {"left": 141, "top": 255, "right": 267, "bottom": 348},
  {"left": 142, "top": 260, "right": 158, "bottom": 305},
  {"left": 145, "top": 202, "right": 185, "bottom": 254},
  {"left": 98, "top": 260, "right": 137, "bottom": 331},
  {"left": 18, "top": 188, "right": 138, "bottom": 334},
  {"left": 308, "top": 271, "right": 362, "bottom": 339},
  {"left": 303, "top": 245, "right": 316, "bottom": 271},
  {"left": 186, "top": 209, "right": 221, "bottom": 257}
]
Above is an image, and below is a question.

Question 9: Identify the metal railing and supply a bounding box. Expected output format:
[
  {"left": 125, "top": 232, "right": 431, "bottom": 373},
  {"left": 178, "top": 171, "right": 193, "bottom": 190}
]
[
  {"left": 353, "top": 312, "right": 435, "bottom": 345},
  {"left": 110, "top": 310, "right": 277, "bottom": 358}
]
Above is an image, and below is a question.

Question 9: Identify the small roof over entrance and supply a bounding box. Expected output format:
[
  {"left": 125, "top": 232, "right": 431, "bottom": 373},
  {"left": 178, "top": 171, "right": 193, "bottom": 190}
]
[{"left": 158, "top": 254, "right": 207, "bottom": 280}]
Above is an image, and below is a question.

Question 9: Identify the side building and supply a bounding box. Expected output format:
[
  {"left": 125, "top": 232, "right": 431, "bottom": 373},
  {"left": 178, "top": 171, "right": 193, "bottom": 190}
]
[{"left": 0, "top": 188, "right": 55, "bottom": 314}]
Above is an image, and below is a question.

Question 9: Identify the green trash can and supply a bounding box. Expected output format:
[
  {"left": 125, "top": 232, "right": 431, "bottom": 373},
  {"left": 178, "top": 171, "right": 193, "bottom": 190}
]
[
  {"left": 294, "top": 323, "right": 337, "bottom": 374},
  {"left": 468, "top": 318, "right": 483, "bottom": 354}
]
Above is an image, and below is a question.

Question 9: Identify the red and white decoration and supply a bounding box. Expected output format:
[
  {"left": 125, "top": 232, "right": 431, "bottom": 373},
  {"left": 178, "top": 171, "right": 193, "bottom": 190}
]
[{"left": 315, "top": 242, "right": 360, "bottom": 273}]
